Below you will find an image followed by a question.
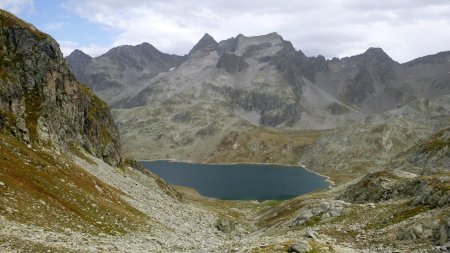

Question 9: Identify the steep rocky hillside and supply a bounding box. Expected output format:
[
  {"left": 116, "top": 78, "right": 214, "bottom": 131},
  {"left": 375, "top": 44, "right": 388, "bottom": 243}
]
[{"left": 0, "top": 10, "right": 121, "bottom": 166}]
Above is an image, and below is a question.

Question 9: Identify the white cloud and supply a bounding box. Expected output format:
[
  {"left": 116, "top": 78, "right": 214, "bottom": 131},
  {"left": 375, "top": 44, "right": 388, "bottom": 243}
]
[
  {"left": 0, "top": 0, "right": 34, "bottom": 15},
  {"left": 63, "top": 0, "right": 450, "bottom": 62}
]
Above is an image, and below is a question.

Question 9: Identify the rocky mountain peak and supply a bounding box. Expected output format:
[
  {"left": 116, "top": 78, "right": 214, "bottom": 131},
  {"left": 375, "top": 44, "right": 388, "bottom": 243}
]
[
  {"left": 360, "top": 47, "right": 397, "bottom": 65},
  {"left": 135, "top": 42, "right": 162, "bottom": 55},
  {"left": 188, "top": 33, "right": 218, "bottom": 55},
  {"left": 365, "top": 47, "right": 386, "bottom": 54},
  {"left": 66, "top": 49, "right": 93, "bottom": 76},
  {"left": 68, "top": 49, "right": 92, "bottom": 59}
]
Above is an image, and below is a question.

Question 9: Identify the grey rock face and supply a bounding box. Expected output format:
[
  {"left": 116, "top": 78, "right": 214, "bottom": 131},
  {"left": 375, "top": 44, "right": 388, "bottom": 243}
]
[
  {"left": 397, "top": 224, "right": 426, "bottom": 241},
  {"left": 300, "top": 95, "right": 450, "bottom": 179},
  {"left": 289, "top": 241, "right": 311, "bottom": 253},
  {"left": 316, "top": 47, "right": 450, "bottom": 114},
  {"left": 66, "top": 42, "right": 185, "bottom": 108},
  {"left": 217, "top": 36, "right": 239, "bottom": 54},
  {"left": 216, "top": 53, "right": 249, "bottom": 74},
  {"left": 13, "top": 118, "right": 30, "bottom": 144},
  {"left": 188, "top": 33, "right": 218, "bottom": 55},
  {"left": 65, "top": 49, "right": 92, "bottom": 80},
  {"left": 215, "top": 218, "right": 235, "bottom": 233},
  {"left": 291, "top": 200, "right": 348, "bottom": 227},
  {"left": 0, "top": 10, "right": 122, "bottom": 166},
  {"left": 434, "top": 217, "right": 450, "bottom": 246}
]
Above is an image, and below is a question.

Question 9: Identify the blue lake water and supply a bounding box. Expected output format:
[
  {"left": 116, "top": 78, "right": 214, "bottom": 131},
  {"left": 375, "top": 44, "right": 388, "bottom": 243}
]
[{"left": 140, "top": 160, "right": 329, "bottom": 201}]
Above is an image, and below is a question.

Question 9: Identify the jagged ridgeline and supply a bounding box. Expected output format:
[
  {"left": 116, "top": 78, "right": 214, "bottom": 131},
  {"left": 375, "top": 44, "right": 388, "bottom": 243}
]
[
  {"left": 0, "top": 10, "right": 121, "bottom": 166},
  {"left": 67, "top": 27, "right": 450, "bottom": 161}
]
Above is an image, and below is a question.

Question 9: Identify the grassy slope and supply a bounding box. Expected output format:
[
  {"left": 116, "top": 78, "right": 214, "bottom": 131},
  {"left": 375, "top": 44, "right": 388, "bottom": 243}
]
[{"left": 0, "top": 133, "right": 147, "bottom": 237}]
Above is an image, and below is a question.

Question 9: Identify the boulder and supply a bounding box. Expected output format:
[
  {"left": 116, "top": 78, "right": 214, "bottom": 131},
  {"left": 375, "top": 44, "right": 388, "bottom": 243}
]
[
  {"left": 215, "top": 218, "right": 235, "bottom": 233},
  {"left": 289, "top": 241, "right": 311, "bottom": 253}
]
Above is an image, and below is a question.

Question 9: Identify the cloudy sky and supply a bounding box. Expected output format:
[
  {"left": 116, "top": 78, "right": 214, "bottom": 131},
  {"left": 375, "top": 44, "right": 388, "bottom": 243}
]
[{"left": 2, "top": 0, "right": 450, "bottom": 62}]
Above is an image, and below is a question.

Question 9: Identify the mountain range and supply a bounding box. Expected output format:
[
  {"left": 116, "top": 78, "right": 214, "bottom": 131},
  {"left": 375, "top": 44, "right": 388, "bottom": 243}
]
[{"left": 67, "top": 32, "right": 450, "bottom": 160}]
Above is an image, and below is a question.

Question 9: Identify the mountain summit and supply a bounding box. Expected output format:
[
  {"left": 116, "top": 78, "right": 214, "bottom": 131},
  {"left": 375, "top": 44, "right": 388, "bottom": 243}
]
[{"left": 188, "top": 33, "right": 218, "bottom": 55}]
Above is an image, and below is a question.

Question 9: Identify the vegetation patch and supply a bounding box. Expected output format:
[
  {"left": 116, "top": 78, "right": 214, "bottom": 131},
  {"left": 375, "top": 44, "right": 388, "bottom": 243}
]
[
  {"left": 420, "top": 128, "right": 450, "bottom": 153},
  {"left": 0, "top": 133, "right": 148, "bottom": 235},
  {"left": 70, "top": 144, "right": 96, "bottom": 165},
  {"left": 365, "top": 203, "right": 429, "bottom": 230},
  {"left": 24, "top": 85, "right": 44, "bottom": 144}
]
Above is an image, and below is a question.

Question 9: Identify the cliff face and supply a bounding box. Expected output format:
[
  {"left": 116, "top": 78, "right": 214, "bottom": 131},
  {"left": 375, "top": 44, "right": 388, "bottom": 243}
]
[{"left": 0, "top": 10, "right": 121, "bottom": 166}]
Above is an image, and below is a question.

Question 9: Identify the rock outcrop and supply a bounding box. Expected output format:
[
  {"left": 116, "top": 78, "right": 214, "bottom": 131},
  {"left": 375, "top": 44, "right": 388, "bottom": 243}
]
[
  {"left": 188, "top": 33, "right": 218, "bottom": 55},
  {"left": 0, "top": 10, "right": 121, "bottom": 165}
]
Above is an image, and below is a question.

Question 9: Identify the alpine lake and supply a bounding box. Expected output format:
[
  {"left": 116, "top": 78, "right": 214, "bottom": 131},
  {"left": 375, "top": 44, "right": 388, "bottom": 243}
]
[{"left": 141, "top": 160, "right": 330, "bottom": 201}]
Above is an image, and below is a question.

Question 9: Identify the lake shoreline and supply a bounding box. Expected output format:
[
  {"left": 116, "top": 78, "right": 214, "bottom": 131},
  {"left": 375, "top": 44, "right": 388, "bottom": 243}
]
[{"left": 139, "top": 159, "right": 335, "bottom": 189}]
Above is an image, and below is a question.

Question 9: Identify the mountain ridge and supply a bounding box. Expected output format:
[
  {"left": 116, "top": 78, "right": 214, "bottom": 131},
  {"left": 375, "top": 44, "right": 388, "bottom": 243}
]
[{"left": 67, "top": 32, "right": 450, "bottom": 160}]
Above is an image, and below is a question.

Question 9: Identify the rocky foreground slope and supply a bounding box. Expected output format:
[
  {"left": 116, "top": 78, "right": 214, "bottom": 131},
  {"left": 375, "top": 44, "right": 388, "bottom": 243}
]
[{"left": 1, "top": 9, "right": 450, "bottom": 253}]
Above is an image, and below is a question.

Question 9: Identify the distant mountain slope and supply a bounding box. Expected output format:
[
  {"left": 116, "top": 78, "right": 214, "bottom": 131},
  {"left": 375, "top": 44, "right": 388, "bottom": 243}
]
[
  {"left": 315, "top": 48, "right": 450, "bottom": 114},
  {"left": 68, "top": 33, "right": 449, "bottom": 160},
  {"left": 66, "top": 43, "right": 185, "bottom": 107},
  {"left": 109, "top": 33, "right": 367, "bottom": 159},
  {"left": 299, "top": 95, "right": 450, "bottom": 183},
  {"left": 68, "top": 33, "right": 450, "bottom": 118}
]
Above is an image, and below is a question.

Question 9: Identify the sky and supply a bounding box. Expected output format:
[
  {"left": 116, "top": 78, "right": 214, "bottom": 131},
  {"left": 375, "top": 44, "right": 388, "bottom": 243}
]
[{"left": 2, "top": 0, "right": 450, "bottom": 63}]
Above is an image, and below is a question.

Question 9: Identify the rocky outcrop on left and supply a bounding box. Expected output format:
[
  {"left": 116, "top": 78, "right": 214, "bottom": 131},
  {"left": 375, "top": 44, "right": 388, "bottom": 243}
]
[{"left": 0, "top": 10, "right": 121, "bottom": 165}]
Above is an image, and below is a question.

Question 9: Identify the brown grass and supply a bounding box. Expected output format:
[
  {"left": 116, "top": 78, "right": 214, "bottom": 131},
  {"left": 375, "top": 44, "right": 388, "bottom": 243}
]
[{"left": 0, "top": 133, "right": 147, "bottom": 235}]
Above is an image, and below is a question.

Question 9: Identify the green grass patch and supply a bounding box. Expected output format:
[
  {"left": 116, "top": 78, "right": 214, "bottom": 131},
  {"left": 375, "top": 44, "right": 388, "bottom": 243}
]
[{"left": 365, "top": 204, "right": 429, "bottom": 230}]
